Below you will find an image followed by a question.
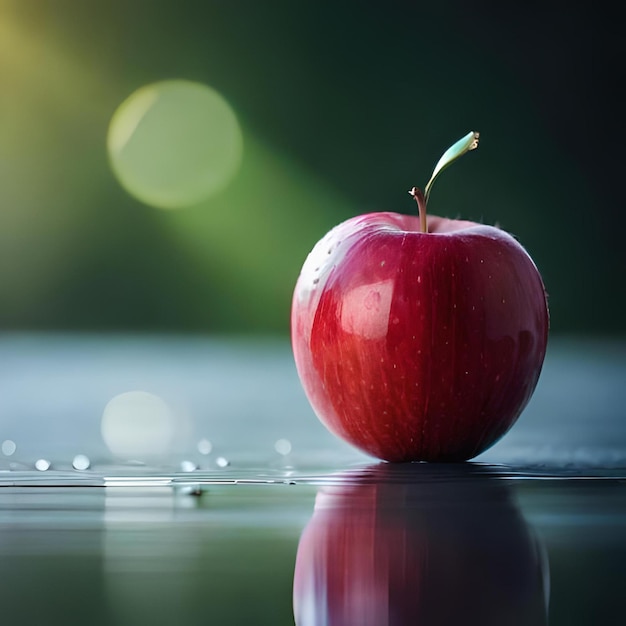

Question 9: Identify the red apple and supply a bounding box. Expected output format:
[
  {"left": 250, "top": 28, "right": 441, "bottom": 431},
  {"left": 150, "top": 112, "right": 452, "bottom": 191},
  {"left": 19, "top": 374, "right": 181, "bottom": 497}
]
[
  {"left": 291, "top": 133, "right": 548, "bottom": 462},
  {"left": 293, "top": 465, "right": 549, "bottom": 626}
]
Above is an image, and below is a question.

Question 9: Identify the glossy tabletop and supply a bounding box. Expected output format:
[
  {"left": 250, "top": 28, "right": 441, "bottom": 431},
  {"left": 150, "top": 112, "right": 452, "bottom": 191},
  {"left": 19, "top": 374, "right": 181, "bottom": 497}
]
[{"left": 1, "top": 334, "right": 625, "bottom": 625}]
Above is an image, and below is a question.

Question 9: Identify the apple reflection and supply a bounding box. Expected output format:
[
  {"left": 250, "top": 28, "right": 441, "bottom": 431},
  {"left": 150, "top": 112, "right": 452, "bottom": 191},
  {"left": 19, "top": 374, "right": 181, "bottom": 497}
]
[{"left": 293, "top": 465, "right": 549, "bottom": 626}]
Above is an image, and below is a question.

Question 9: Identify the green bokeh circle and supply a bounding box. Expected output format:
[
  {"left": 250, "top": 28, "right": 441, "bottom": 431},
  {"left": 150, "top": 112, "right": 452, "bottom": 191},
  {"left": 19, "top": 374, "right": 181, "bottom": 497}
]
[{"left": 108, "top": 80, "right": 243, "bottom": 209}]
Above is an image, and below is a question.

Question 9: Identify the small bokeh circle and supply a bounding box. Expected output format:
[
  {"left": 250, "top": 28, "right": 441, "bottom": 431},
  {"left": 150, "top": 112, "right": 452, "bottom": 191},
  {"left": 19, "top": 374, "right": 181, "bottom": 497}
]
[{"left": 101, "top": 390, "right": 177, "bottom": 461}]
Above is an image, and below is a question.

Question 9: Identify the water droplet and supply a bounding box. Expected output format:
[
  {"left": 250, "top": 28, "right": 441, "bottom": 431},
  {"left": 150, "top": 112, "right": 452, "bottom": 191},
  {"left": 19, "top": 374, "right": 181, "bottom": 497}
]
[
  {"left": 72, "top": 454, "right": 90, "bottom": 470},
  {"left": 274, "top": 438, "right": 292, "bottom": 456},
  {"left": 35, "top": 459, "right": 51, "bottom": 471},
  {"left": 177, "top": 484, "right": 204, "bottom": 497},
  {"left": 197, "top": 438, "right": 212, "bottom": 455},
  {"left": 1, "top": 440, "right": 16, "bottom": 456},
  {"left": 180, "top": 460, "right": 197, "bottom": 472},
  {"left": 215, "top": 456, "right": 229, "bottom": 468}
]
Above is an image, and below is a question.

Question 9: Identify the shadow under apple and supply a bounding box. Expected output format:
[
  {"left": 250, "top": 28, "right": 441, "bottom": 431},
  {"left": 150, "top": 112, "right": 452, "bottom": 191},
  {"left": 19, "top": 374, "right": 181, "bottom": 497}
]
[{"left": 293, "top": 464, "right": 549, "bottom": 626}]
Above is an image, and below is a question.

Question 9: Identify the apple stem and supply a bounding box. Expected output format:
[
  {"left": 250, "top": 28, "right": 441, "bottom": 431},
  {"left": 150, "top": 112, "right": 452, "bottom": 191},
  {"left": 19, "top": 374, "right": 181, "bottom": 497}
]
[{"left": 409, "top": 187, "right": 428, "bottom": 233}]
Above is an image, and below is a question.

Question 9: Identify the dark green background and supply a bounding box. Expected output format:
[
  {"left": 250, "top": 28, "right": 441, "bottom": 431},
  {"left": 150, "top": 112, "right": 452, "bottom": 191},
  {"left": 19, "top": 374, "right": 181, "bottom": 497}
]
[{"left": 1, "top": 0, "right": 621, "bottom": 335}]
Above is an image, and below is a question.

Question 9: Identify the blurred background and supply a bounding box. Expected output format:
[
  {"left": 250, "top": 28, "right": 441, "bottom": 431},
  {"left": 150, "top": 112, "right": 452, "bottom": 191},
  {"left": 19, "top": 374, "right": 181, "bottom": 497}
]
[
  {"left": 0, "top": 0, "right": 621, "bottom": 337},
  {"left": 1, "top": 8, "right": 624, "bottom": 624}
]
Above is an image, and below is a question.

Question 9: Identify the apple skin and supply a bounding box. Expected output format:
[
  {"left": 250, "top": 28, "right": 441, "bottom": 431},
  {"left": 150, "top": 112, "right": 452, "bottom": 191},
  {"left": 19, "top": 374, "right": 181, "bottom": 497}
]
[
  {"left": 291, "top": 212, "right": 549, "bottom": 462},
  {"left": 293, "top": 464, "right": 549, "bottom": 626}
]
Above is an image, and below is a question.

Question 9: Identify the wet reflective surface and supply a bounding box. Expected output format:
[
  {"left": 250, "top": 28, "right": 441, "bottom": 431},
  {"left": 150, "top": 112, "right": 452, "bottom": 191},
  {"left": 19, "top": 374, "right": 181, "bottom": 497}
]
[
  {"left": 1, "top": 335, "right": 625, "bottom": 624},
  {"left": 294, "top": 465, "right": 549, "bottom": 626},
  {"left": 1, "top": 466, "right": 625, "bottom": 625}
]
